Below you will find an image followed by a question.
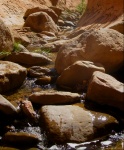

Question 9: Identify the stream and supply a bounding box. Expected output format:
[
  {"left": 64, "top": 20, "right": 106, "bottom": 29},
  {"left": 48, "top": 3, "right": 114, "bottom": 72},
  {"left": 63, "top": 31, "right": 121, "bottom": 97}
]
[{"left": 0, "top": 51, "right": 124, "bottom": 150}]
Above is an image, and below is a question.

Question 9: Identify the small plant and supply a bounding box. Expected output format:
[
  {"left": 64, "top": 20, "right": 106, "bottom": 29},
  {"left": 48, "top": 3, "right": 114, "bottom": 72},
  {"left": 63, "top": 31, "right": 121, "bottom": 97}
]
[
  {"left": 41, "top": 47, "right": 51, "bottom": 53},
  {"left": 0, "top": 51, "right": 11, "bottom": 56},
  {"left": 13, "top": 42, "right": 21, "bottom": 52},
  {"left": 34, "top": 47, "right": 51, "bottom": 55},
  {"left": 76, "top": 0, "right": 86, "bottom": 14}
]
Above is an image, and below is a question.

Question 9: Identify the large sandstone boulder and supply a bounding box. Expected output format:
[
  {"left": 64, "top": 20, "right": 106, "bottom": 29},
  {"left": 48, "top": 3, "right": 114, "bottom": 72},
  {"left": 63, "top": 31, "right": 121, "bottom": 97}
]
[
  {"left": 0, "top": 61, "right": 27, "bottom": 93},
  {"left": 87, "top": 71, "right": 124, "bottom": 112},
  {"left": 57, "top": 61, "right": 105, "bottom": 89},
  {"left": 0, "top": 95, "right": 17, "bottom": 115},
  {"left": 40, "top": 104, "right": 118, "bottom": 143},
  {"left": 29, "top": 91, "right": 80, "bottom": 105},
  {"left": 0, "top": 19, "right": 14, "bottom": 59},
  {"left": 24, "top": 12, "right": 58, "bottom": 34},
  {"left": 55, "top": 28, "right": 123, "bottom": 74},
  {"left": 24, "top": 7, "right": 58, "bottom": 24},
  {"left": 5, "top": 52, "right": 52, "bottom": 66}
]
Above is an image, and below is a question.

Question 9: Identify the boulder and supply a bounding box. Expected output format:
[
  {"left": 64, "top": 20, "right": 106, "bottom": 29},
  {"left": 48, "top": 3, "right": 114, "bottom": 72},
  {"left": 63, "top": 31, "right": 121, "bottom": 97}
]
[
  {"left": 5, "top": 52, "right": 52, "bottom": 66},
  {"left": 24, "top": 12, "right": 58, "bottom": 34},
  {"left": 0, "top": 18, "right": 14, "bottom": 59},
  {"left": 55, "top": 28, "right": 123, "bottom": 74},
  {"left": 42, "top": 39, "right": 68, "bottom": 52},
  {"left": 35, "top": 76, "right": 53, "bottom": 85},
  {"left": 50, "top": 6, "right": 62, "bottom": 17},
  {"left": 0, "top": 95, "right": 17, "bottom": 115},
  {"left": 58, "top": 19, "right": 65, "bottom": 26},
  {"left": 0, "top": 61, "right": 27, "bottom": 93},
  {"left": 20, "top": 100, "right": 37, "bottom": 122},
  {"left": 87, "top": 71, "right": 124, "bottom": 111},
  {"left": 57, "top": 61, "right": 105, "bottom": 89},
  {"left": 40, "top": 104, "right": 118, "bottom": 143},
  {"left": 2, "top": 132, "right": 39, "bottom": 145},
  {"left": 28, "top": 66, "right": 50, "bottom": 78},
  {"left": 24, "top": 7, "right": 58, "bottom": 23},
  {"left": 29, "top": 91, "right": 80, "bottom": 105}
]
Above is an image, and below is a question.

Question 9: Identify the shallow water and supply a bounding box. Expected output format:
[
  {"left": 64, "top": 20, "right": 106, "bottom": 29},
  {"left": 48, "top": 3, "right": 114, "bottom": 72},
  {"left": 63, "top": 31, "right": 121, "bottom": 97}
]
[{"left": 1, "top": 52, "right": 124, "bottom": 150}]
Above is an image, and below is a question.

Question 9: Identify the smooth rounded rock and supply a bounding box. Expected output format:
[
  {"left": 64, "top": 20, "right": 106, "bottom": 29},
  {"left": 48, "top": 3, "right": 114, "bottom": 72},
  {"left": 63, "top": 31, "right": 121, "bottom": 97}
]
[
  {"left": 40, "top": 104, "right": 118, "bottom": 143},
  {"left": 29, "top": 91, "right": 80, "bottom": 105}
]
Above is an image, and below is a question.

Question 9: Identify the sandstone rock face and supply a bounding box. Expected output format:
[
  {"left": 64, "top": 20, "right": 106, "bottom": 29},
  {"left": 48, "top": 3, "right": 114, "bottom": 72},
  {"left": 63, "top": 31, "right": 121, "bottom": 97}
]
[
  {"left": 55, "top": 28, "right": 123, "bottom": 74},
  {"left": 29, "top": 91, "right": 80, "bottom": 105},
  {"left": 24, "top": 12, "right": 58, "bottom": 33},
  {"left": 40, "top": 105, "right": 118, "bottom": 143},
  {"left": 24, "top": 7, "right": 58, "bottom": 23},
  {"left": 51, "top": 0, "right": 82, "bottom": 10},
  {"left": 0, "top": 0, "right": 81, "bottom": 27},
  {"left": 5, "top": 52, "right": 52, "bottom": 66},
  {"left": 57, "top": 61, "right": 105, "bottom": 89},
  {"left": 0, "top": 61, "right": 27, "bottom": 93},
  {"left": 77, "top": 0, "right": 123, "bottom": 30},
  {"left": 87, "top": 71, "right": 124, "bottom": 111},
  {"left": 0, "top": 19, "right": 14, "bottom": 59},
  {"left": 0, "top": 95, "right": 17, "bottom": 115}
]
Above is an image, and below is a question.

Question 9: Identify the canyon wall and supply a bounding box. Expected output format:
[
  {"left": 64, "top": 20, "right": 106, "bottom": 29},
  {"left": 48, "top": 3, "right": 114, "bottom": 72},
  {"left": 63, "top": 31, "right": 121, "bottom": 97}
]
[
  {"left": 0, "top": 0, "right": 81, "bottom": 27},
  {"left": 77, "top": 0, "right": 123, "bottom": 30}
]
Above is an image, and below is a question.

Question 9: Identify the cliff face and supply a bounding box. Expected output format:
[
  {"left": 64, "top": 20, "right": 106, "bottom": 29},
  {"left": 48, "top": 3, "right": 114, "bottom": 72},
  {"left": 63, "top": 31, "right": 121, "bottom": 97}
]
[
  {"left": 77, "top": 0, "right": 123, "bottom": 29},
  {"left": 0, "top": 0, "right": 81, "bottom": 27}
]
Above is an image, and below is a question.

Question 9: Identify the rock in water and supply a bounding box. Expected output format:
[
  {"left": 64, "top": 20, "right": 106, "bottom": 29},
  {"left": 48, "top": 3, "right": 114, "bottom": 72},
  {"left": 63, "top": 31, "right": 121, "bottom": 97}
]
[{"left": 40, "top": 104, "right": 118, "bottom": 143}]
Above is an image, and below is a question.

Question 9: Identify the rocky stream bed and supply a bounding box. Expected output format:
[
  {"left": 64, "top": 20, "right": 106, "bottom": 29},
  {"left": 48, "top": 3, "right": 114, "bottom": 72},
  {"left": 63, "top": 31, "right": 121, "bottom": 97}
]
[
  {"left": 0, "top": 51, "right": 124, "bottom": 150},
  {"left": 0, "top": 2, "right": 124, "bottom": 149}
]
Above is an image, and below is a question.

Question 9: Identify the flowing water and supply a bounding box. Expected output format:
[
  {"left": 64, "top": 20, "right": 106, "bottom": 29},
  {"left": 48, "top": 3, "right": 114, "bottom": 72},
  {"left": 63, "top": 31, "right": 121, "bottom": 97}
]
[{"left": 0, "top": 51, "right": 124, "bottom": 150}]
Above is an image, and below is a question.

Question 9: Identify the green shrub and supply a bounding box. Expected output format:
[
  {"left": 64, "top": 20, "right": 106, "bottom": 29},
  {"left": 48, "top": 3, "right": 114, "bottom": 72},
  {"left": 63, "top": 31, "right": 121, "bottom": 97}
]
[
  {"left": 0, "top": 51, "right": 11, "bottom": 56},
  {"left": 13, "top": 42, "right": 21, "bottom": 52},
  {"left": 76, "top": 0, "right": 86, "bottom": 14},
  {"left": 34, "top": 47, "right": 51, "bottom": 54}
]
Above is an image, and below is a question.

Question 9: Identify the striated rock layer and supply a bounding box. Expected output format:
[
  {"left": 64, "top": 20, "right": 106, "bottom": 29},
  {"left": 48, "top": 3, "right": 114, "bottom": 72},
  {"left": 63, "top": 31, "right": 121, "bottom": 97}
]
[{"left": 77, "top": 0, "right": 123, "bottom": 31}]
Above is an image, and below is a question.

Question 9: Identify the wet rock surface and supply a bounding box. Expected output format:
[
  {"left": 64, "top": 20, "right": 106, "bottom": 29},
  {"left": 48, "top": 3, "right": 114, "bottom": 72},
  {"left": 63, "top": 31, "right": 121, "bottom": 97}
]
[
  {"left": 29, "top": 91, "right": 80, "bottom": 105},
  {"left": 0, "top": 95, "right": 17, "bottom": 115},
  {"left": 0, "top": 0, "right": 124, "bottom": 149},
  {"left": 40, "top": 104, "right": 118, "bottom": 143}
]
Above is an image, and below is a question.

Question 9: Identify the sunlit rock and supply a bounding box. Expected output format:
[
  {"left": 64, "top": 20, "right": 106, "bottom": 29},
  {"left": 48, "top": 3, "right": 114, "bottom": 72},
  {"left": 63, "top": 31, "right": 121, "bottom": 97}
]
[
  {"left": 29, "top": 91, "right": 80, "bottom": 105},
  {"left": 0, "top": 61, "right": 27, "bottom": 93},
  {"left": 40, "top": 104, "right": 118, "bottom": 143},
  {"left": 87, "top": 71, "right": 124, "bottom": 111}
]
